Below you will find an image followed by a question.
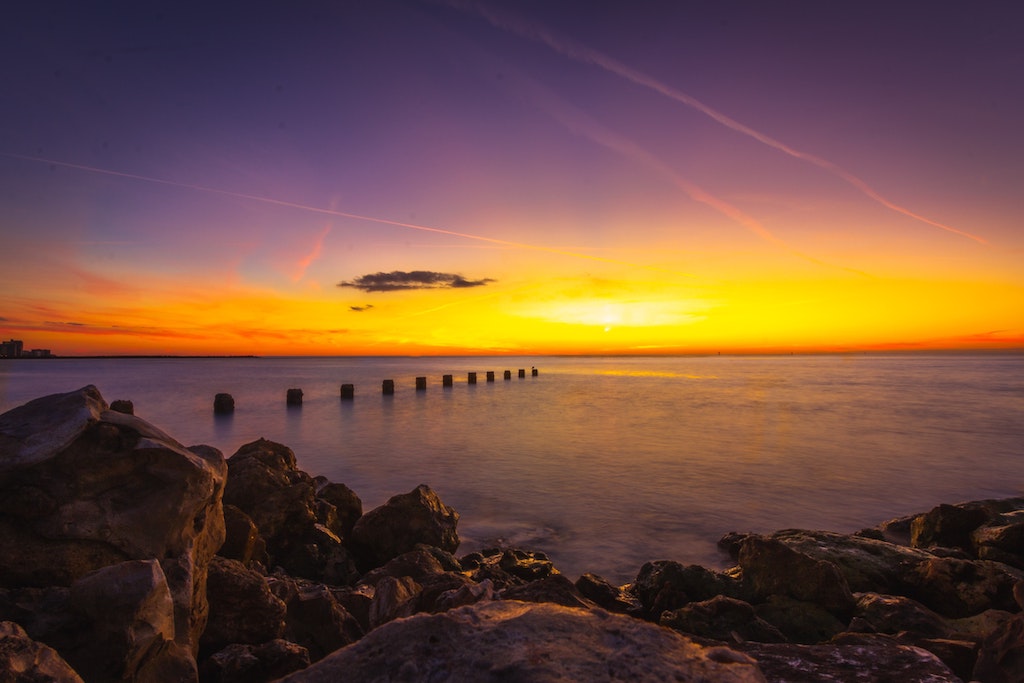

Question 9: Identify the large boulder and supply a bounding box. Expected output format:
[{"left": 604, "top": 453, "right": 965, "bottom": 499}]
[
  {"left": 198, "top": 639, "right": 309, "bottom": 683},
  {"left": 0, "top": 386, "right": 226, "bottom": 657},
  {"left": 905, "top": 557, "right": 1024, "bottom": 618},
  {"left": 631, "top": 560, "right": 743, "bottom": 620},
  {"left": 911, "top": 503, "right": 991, "bottom": 552},
  {"left": 661, "top": 596, "right": 788, "bottom": 644},
  {"left": 738, "top": 535, "right": 856, "bottom": 618},
  {"left": 348, "top": 484, "right": 459, "bottom": 571},
  {"left": 275, "top": 600, "right": 766, "bottom": 682},
  {"left": 223, "top": 439, "right": 357, "bottom": 584},
  {"left": 0, "top": 620, "right": 84, "bottom": 683},
  {"left": 200, "top": 556, "right": 287, "bottom": 657}
]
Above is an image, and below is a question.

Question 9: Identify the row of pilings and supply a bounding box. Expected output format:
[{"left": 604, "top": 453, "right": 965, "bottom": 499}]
[{"left": 213, "top": 367, "right": 538, "bottom": 413}]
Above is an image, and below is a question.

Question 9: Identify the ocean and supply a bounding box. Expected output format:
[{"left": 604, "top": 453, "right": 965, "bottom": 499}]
[{"left": 2, "top": 353, "right": 1022, "bottom": 584}]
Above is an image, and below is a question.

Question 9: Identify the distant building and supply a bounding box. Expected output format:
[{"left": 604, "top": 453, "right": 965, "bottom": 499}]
[
  {"left": 1, "top": 340, "right": 55, "bottom": 358},
  {"left": 1, "top": 339, "right": 23, "bottom": 358}
]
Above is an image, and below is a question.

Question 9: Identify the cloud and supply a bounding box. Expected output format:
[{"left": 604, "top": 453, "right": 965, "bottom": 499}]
[
  {"left": 350, "top": 304, "right": 375, "bottom": 312},
  {"left": 338, "top": 271, "right": 496, "bottom": 292}
]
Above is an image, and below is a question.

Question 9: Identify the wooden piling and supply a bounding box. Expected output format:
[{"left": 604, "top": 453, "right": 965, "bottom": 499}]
[
  {"left": 286, "top": 388, "right": 303, "bottom": 406},
  {"left": 382, "top": 379, "right": 395, "bottom": 395},
  {"left": 504, "top": 370, "right": 512, "bottom": 380},
  {"left": 416, "top": 376, "right": 427, "bottom": 391},
  {"left": 468, "top": 372, "right": 477, "bottom": 384},
  {"left": 442, "top": 374, "right": 453, "bottom": 387},
  {"left": 532, "top": 366, "right": 538, "bottom": 376},
  {"left": 340, "top": 384, "right": 354, "bottom": 399},
  {"left": 214, "top": 393, "right": 235, "bottom": 414},
  {"left": 518, "top": 369, "right": 526, "bottom": 378},
  {"left": 486, "top": 371, "right": 495, "bottom": 382}
]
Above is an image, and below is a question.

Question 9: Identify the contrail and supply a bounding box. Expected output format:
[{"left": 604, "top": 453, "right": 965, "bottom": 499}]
[
  {"left": 507, "top": 70, "right": 873, "bottom": 277},
  {"left": 1, "top": 152, "right": 695, "bottom": 277},
  {"left": 444, "top": 0, "right": 987, "bottom": 245}
]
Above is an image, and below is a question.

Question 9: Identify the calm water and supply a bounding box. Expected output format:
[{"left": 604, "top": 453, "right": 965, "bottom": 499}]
[{"left": 2, "top": 354, "right": 1022, "bottom": 583}]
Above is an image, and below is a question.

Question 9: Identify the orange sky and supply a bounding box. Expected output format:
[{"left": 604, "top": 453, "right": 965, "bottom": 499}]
[{"left": 1, "top": 2, "right": 1022, "bottom": 356}]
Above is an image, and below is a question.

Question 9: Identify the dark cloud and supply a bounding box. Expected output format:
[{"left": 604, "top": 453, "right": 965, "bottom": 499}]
[
  {"left": 338, "top": 271, "right": 495, "bottom": 293},
  {"left": 350, "top": 305, "right": 375, "bottom": 312}
]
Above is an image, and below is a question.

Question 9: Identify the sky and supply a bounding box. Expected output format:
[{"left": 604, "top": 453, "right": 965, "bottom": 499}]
[{"left": 1, "top": 1, "right": 1022, "bottom": 356}]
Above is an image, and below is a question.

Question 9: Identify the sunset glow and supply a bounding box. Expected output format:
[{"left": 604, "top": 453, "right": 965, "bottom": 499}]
[{"left": 1, "top": 2, "right": 1022, "bottom": 356}]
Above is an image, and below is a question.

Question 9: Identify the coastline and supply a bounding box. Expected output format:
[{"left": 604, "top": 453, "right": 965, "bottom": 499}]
[{"left": 1, "top": 385, "right": 1022, "bottom": 681}]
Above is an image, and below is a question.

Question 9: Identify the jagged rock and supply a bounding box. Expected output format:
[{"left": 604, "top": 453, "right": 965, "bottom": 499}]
[
  {"left": 0, "top": 385, "right": 226, "bottom": 657},
  {"left": 912, "top": 503, "right": 991, "bottom": 553},
  {"left": 315, "top": 482, "right": 361, "bottom": 540},
  {"left": 743, "top": 632, "right": 962, "bottom": 682},
  {"left": 275, "top": 600, "right": 766, "bottom": 682},
  {"left": 575, "top": 573, "right": 641, "bottom": 614},
  {"left": 200, "top": 557, "right": 286, "bottom": 657},
  {"left": 738, "top": 535, "right": 856, "bottom": 618},
  {"left": 906, "top": 557, "right": 1024, "bottom": 618},
  {"left": 348, "top": 484, "right": 459, "bottom": 571},
  {"left": 0, "top": 620, "right": 84, "bottom": 683},
  {"left": 421, "top": 574, "right": 495, "bottom": 613},
  {"left": 357, "top": 548, "right": 446, "bottom": 587},
  {"left": 850, "top": 592, "right": 953, "bottom": 638},
  {"left": 198, "top": 639, "right": 310, "bottom": 683},
  {"left": 368, "top": 576, "right": 421, "bottom": 628},
  {"left": 460, "top": 547, "right": 556, "bottom": 590},
  {"left": 661, "top": 595, "right": 788, "bottom": 644},
  {"left": 223, "top": 439, "right": 357, "bottom": 584},
  {"left": 631, "top": 560, "right": 742, "bottom": 620},
  {"left": 501, "top": 574, "right": 597, "bottom": 610},
  {"left": 753, "top": 595, "right": 848, "bottom": 645},
  {"left": 65, "top": 560, "right": 196, "bottom": 682},
  {"left": 974, "top": 513, "right": 1024, "bottom": 569},
  {"left": 896, "top": 635, "right": 979, "bottom": 682},
  {"left": 748, "top": 529, "right": 934, "bottom": 595},
  {"left": 218, "top": 505, "right": 267, "bottom": 567},
  {"left": 267, "top": 578, "right": 362, "bottom": 662},
  {"left": 973, "top": 611, "right": 1024, "bottom": 683}
]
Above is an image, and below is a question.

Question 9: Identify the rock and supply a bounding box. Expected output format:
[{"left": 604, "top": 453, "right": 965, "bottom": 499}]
[
  {"left": 223, "top": 439, "right": 357, "bottom": 584},
  {"left": 906, "top": 556, "right": 1024, "bottom": 618},
  {"left": 419, "top": 574, "right": 494, "bottom": 613},
  {"left": 743, "top": 632, "right": 962, "bottom": 682},
  {"left": 275, "top": 600, "right": 767, "bottom": 682},
  {"left": 200, "top": 557, "right": 286, "bottom": 657},
  {"left": 0, "top": 385, "right": 226, "bottom": 656},
  {"left": 109, "top": 400, "right": 133, "bottom": 415},
  {"left": 738, "top": 535, "right": 856, "bottom": 618},
  {"left": 65, "top": 560, "right": 196, "bottom": 682},
  {"left": 460, "top": 547, "right": 554, "bottom": 590},
  {"left": 973, "top": 612, "right": 1024, "bottom": 683},
  {"left": 268, "top": 579, "right": 363, "bottom": 662},
  {"left": 501, "top": 574, "right": 598, "bottom": 610},
  {"left": 357, "top": 548, "right": 446, "bottom": 587},
  {"left": 198, "top": 639, "right": 310, "bottom": 683},
  {"left": 753, "top": 596, "right": 848, "bottom": 645},
  {"left": 218, "top": 505, "right": 268, "bottom": 567},
  {"left": 314, "top": 482, "right": 361, "bottom": 540},
  {"left": 575, "top": 573, "right": 641, "bottom": 614},
  {"left": 348, "top": 484, "right": 459, "bottom": 571},
  {"left": 748, "top": 529, "right": 934, "bottom": 595},
  {"left": 631, "top": 560, "right": 742, "bottom": 620},
  {"left": 973, "top": 513, "right": 1024, "bottom": 568},
  {"left": 0, "top": 620, "right": 84, "bottom": 683},
  {"left": 911, "top": 503, "right": 991, "bottom": 553},
  {"left": 661, "top": 596, "right": 788, "bottom": 644},
  {"left": 368, "top": 576, "right": 421, "bottom": 629},
  {"left": 896, "top": 636, "right": 979, "bottom": 683},
  {"left": 850, "top": 592, "right": 953, "bottom": 638}
]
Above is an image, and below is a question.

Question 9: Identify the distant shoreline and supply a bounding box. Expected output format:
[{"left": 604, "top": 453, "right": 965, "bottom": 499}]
[{"left": 0, "top": 355, "right": 260, "bottom": 360}]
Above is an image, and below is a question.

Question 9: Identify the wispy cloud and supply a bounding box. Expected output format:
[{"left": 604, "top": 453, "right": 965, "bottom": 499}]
[
  {"left": 446, "top": 0, "right": 986, "bottom": 245},
  {"left": 338, "top": 271, "right": 496, "bottom": 292},
  {"left": 350, "top": 304, "right": 375, "bottom": 312},
  {"left": 293, "top": 224, "right": 332, "bottom": 282}
]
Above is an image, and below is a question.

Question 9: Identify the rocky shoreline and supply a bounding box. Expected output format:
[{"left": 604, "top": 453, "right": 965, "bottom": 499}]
[{"left": 1, "top": 386, "right": 1021, "bottom": 682}]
